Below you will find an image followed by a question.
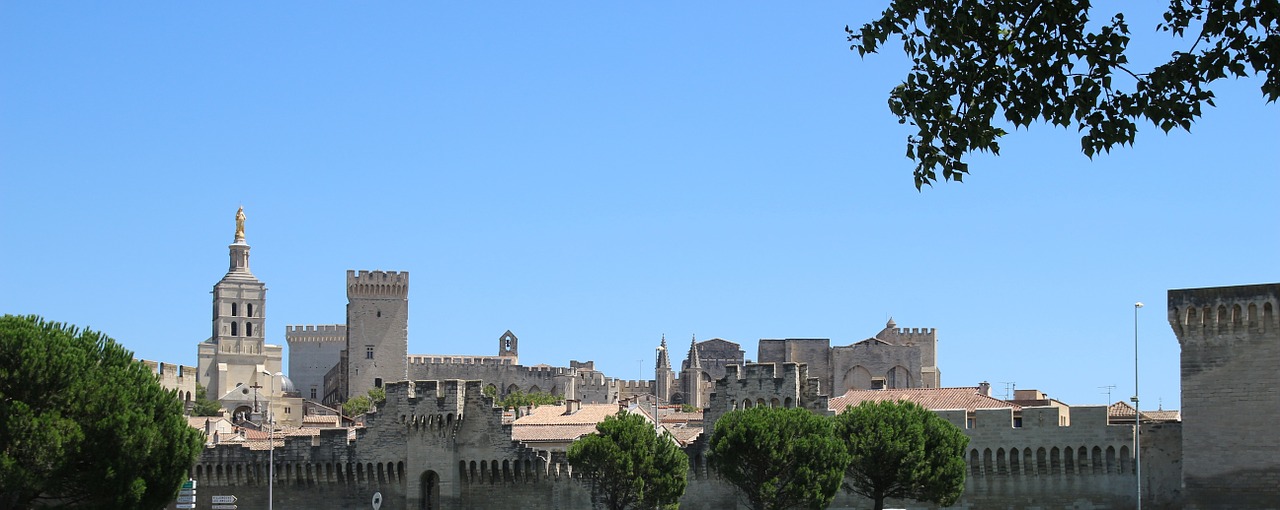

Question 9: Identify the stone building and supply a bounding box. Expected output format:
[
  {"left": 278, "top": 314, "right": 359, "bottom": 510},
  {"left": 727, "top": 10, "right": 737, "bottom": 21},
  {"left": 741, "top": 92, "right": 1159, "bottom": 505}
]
[
  {"left": 655, "top": 335, "right": 746, "bottom": 407},
  {"left": 1168, "top": 282, "right": 1279, "bottom": 509},
  {"left": 195, "top": 208, "right": 296, "bottom": 421},
  {"left": 757, "top": 318, "right": 940, "bottom": 395},
  {"left": 285, "top": 324, "right": 345, "bottom": 402}
]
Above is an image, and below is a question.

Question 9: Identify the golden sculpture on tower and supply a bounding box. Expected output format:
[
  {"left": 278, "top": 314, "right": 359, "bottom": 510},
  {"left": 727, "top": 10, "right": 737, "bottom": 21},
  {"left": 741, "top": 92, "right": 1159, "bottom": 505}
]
[{"left": 235, "top": 206, "right": 246, "bottom": 240}]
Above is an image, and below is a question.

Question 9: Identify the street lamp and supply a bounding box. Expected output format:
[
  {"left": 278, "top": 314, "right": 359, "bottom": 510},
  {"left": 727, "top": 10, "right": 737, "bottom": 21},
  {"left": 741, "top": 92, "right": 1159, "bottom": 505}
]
[
  {"left": 1132, "top": 302, "right": 1143, "bottom": 510},
  {"left": 259, "top": 370, "right": 278, "bottom": 510}
]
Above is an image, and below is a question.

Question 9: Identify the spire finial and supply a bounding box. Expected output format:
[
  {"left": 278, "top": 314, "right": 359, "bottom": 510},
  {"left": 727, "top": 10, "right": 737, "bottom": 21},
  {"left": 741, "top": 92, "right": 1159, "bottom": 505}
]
[{"left": 235, "top": 206, "right": 246, "bottom": 241}]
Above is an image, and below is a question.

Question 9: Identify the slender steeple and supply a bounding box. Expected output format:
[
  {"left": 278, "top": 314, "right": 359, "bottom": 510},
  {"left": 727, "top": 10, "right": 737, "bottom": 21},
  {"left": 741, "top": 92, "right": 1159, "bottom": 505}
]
[
  {"left": 656, "top": 334, "right": 671, "bottom": 370},
  {"left": 687, "top": 334, "right": 701, "bottom": 369}
]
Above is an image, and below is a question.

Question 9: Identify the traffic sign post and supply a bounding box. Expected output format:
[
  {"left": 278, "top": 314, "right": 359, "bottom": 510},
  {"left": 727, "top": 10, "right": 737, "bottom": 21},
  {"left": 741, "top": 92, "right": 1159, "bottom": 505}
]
[
  {"left": 211, "top": 505, "right": 238, "bottom": 510},
  {"left": 212, "top": 495, "right": 238, "bottom": 504},
  {"left": 175, "top": 504, "right": 195, "bottom": 509}
]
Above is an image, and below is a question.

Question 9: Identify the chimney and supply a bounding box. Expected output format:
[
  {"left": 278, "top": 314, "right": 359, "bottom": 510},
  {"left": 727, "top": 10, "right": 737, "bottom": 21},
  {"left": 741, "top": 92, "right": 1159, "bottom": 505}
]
[
  {"left": 978, "top": 381, "right": 991, "bottom": 397},
  {"left": 565, "top": 399, "right": 581, "bottom": 415}
]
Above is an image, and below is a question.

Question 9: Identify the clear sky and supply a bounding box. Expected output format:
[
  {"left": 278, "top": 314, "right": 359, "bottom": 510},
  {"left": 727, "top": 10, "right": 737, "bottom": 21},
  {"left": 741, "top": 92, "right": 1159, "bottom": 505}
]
[{"left": 3, "top": 3, "right": 1276, "bottom": 410}]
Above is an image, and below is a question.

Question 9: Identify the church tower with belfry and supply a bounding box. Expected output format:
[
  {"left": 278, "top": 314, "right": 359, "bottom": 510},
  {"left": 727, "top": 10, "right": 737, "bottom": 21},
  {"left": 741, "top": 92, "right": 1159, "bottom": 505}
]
[{"left": 197, "top": 207, "right": 286, "bottom": 416}]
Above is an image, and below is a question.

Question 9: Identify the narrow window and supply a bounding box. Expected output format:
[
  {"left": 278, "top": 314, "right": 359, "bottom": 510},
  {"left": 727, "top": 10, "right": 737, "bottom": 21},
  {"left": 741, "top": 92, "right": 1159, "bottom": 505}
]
[
  {"left": 246, "top": 322, "right": 253, "bottom": 336},
  {"left": 231, "top": 302, "right": 238, "bottom": 317},
  {"left": 231, "top": 322, "right": 238, "bottom": 336},
  {"left": 247, "top": 303, "right": 254, "bottom": 317},
  {"left": 375, "top": 378, "right": 383, "bottom": 388},
  {"left": 311, "top": 388, "right": 317, "bottom": 399},
  {"left": 366, "top": 346, "right": 374, "bottom": 359}
]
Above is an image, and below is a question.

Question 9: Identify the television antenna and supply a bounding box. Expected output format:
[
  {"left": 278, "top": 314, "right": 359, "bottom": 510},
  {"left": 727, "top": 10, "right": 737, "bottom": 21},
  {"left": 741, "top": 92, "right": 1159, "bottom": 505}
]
[{"left": 1099, "top": 384, "right": 1116, "bottom": 403}]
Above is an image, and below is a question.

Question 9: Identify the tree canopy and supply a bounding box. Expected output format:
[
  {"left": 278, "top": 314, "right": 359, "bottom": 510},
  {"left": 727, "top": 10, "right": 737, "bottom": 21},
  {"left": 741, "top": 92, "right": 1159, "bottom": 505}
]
[
  {"left": 0, "top": 315, "right": 204, "bottom": 509},
  {"left": 849, "top": 0, "right": 1279, "bottom": 188},
  {"left": 190, "top": 383, "right": 222, "bottom": 417},
  {"left": 342, "top": 386, "right": 387, "bottom": 417},
  {"left": 834, "top": 400, "right": 969, "bottom": 510},
  {"left": 707, "top": 406, "right": 851, "bottom": 510},
  {"left": 567, "top": 412, "right": 689, "bottom": 510}
]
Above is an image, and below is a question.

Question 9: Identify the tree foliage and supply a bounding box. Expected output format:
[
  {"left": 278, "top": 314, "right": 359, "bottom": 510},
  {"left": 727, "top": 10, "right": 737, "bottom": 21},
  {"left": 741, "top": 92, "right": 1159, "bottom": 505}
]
[
  {"left": 834, "top": 400, "right": 969, "bottom": 510},
  {"left": 497, "top": 390, "right": 561, "bottom": 413},
  {"left": 848, "top": 0, "right": 1280, "bottom": 188},
  {"left": 567, "top": 413, "right": 689, "bottom": 510},
  {"left": 707, "top": 406, "right": 851, "bottom": 510},
  {"left": 0, "top": 315, "right": 204, "bottom": 509},
  {"left": 341, "top": 387, "right": 387, "bottom": 417},
  {"left": 190, "top": 383, "right": 222, "bottom": 417}
]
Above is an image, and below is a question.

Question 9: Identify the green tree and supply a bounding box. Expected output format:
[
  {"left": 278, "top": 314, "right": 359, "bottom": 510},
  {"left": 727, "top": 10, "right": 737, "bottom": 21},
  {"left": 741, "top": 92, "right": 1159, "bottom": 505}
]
[
  {"left": 497, "top": 390, "right": 561, "bottom": 416},
  {"left": 567, "top": 413, "right": 689, "bottom": 510},
  {"left": 341, "top": 387, "right": 387, "bottom": 417},
  {"left": 849, "top": 0, "right": 1279, "bottom": 189},
  {"left": 834, "top": 401, "right": 969, "bottom": 510},
  {"left": 190, "top": 383, "right": 222, "bottom": 417},
  {"left": 0, "top": 315, "right": 204, "bottom": 509},
  {"left": 707, "top": 406, "right": 851, "bottom": 510}
]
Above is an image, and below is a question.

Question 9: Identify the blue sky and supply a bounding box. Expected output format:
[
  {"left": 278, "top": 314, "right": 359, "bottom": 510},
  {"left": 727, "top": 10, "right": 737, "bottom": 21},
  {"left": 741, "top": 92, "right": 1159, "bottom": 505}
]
[{"left": 3, "top": 3, "right": 1276, "bottom": 409}]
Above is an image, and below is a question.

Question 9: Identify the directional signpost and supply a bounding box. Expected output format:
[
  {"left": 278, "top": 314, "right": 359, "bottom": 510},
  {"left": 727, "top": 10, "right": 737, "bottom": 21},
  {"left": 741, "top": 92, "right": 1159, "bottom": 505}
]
[
  {"left": 212, "top": 494, "right": 238, "bottom": 509},
  {"left": 175, "top": 479, "right": 197, "bottom": 509}
]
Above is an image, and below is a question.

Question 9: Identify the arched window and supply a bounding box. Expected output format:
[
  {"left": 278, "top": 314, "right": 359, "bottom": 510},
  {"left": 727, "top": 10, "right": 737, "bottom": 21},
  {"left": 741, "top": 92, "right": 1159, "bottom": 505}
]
[
  {"left": 247, "top": 303, "right": 254, "bottom": 317},
  {"left": 231, "top": 322, "right": 238, "bottom": 336},
  {"left": 231, "top": 302, "right": 238, "bottom": 317},
  {"left": 246, "top": 322, "right": 253, "bottom": 337}
]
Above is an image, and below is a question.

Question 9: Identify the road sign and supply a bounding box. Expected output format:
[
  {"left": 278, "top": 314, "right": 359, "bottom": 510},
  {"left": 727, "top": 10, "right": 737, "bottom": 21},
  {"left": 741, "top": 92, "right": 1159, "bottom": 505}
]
[
  {"left": 212, "top": 495, "right": 238, "bottom": 504},
  {"left": 211, "top": 505, "right": 238, "bottom": 510},
  {"left": 175, "top": 504, "right": 195, "bottom": 509},
  {"left": 181, "top": 479, "right": 197, "bottom": 490},
  {"left": 178, "top": 489, "right": 196, "bottom": 497},
  {"left": 176, "top": 495, "right": 195, "bottom": 503}
]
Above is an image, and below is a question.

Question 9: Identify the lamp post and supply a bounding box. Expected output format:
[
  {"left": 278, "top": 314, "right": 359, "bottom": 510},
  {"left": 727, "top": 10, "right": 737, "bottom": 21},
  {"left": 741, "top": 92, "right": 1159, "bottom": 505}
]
[
  {"left": 260, "top": 370, "right": 278, "bottom": 510},
  {"left": 1132, "top": 302, "right": 1143, "bottom": 510}
]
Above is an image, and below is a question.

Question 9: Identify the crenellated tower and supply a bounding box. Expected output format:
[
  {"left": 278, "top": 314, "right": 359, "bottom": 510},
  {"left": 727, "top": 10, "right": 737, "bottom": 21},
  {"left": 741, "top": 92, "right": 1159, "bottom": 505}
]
[
  {"left": 1168, "top": 283, "right": 1280, "bottom": 509},
  {"left": 345, "top": 270, "right": 409, "bottom": 400}
]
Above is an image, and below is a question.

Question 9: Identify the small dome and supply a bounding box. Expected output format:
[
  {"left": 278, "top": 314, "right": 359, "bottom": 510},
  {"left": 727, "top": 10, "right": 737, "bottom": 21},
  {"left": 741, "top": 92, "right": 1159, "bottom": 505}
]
[{"left": 278, "top": 374, "right": 296, "bottom": 393}]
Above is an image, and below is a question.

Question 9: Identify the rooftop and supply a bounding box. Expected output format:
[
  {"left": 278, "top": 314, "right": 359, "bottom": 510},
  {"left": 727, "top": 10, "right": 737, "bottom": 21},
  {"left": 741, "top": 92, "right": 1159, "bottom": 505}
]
[{"left": 829, "top": 387, "right": 1020, "bottom": 413}]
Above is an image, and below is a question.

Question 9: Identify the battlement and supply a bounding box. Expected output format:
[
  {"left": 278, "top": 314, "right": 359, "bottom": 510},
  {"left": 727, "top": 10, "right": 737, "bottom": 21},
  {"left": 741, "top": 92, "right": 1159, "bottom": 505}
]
[
  {"left": 613, "top": 379, "right": 655, "bottom": 389},
  {"left": 285, "top": 324, "right": 347, "bottom": 342},
  {"left": 722, "top": 361, "right": 808, "bottom": 382},
  {"left": 891, "top": 327, "right": 936, "bottom": 336},
  {"left": 408, "top": 355, "right": 517, "bottom": 366},
  {"left": 138, "top": 359, "right": 196, "bottom": 379},
  {"left": 346, "top": 270, "right": 409, "bottom": 298},
  {"left": 1168, "top": 283, "right": 1279, "bottom": 343}
]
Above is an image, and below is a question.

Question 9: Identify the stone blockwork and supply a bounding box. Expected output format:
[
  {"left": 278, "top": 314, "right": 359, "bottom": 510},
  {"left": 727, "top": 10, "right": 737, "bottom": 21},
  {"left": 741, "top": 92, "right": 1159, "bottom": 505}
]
[
  {"left": 286, "top": 324, "right": 346, "bottom": 402},
  {"left": 757, "top": 320, "right": 941, "bottom": 397},
  {"left": 1169, "top": 283, "right": 1280, "bottom": 509},
  {"left": 345, "top": 270, "right": 409, "bottom": 398}
]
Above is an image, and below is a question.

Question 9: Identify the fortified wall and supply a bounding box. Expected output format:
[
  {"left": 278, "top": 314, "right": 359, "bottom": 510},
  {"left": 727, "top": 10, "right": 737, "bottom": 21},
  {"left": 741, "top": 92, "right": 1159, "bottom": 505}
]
[
  {"left": 189, "top": 379, "right": 593, "bottom": 510},
  {"left": 1169, "top": 283, "right": 1279, "bottom": 509},
  {"left": 139, "top": 359, "right": 197, "bottom": 403},
  {"left": 285, "top": 324, "right": 346, "bottom": 402}
]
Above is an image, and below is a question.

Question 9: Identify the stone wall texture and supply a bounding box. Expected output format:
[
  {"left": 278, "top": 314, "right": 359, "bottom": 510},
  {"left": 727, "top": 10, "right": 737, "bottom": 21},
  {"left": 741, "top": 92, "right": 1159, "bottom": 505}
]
[{"left": 1169, "top": 283, "right": 1280, "bottom": 509}]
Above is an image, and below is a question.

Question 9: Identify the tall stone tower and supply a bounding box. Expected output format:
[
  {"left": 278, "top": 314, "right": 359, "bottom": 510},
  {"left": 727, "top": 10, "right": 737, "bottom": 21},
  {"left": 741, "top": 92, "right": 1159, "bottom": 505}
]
[
  {"left": 197, "top": 207, "right": 284, "bottom": 402},
  {"left": 1168, "top": 283, "right": 1280, "bottom": 509},
  {"left": 654, "top": 335, "right": 674, "bottom": 402},
  {"left": 345, "top": 270, "right": 408, "bottom": 398}
]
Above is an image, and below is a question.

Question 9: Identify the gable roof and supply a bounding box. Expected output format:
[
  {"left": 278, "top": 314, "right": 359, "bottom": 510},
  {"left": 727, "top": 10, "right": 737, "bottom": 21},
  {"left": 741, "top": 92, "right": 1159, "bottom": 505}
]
[
  {"left": 829, "top": 387, "right": 1019, "bottom": 413},
  {"left": 510, "top": 403, "right": 622, "bottom": 443}
]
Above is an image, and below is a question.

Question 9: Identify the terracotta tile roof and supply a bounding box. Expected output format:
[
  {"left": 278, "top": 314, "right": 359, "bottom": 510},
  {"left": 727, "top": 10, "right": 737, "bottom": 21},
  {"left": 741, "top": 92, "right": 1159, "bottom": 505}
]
[
  {"left": 512, "top": 403, "right": 621, "bottom": 425},
  {"left": 829, "top": 387, "right": 1019, "bottom": 413},
  {"left": 512, "top": 424, "right": 600, "bottom": 442},
  {"left": 664, "top": 425, "right": 703, "bottom": 446},
  {"left": 511, "top": 403, "right": 623, "bottom": 443},
  {"left": 1108, "top": 401, "right": 1181, "bottom": 422},
  {"left": 302, "top": 414, "right": 342, "bottom": 427}
]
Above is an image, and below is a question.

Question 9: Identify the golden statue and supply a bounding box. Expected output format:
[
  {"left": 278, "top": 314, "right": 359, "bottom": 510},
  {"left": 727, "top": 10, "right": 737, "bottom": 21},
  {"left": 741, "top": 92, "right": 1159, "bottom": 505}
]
[{"left": 235, "top": 206, "right": 246, "bottom": 240}]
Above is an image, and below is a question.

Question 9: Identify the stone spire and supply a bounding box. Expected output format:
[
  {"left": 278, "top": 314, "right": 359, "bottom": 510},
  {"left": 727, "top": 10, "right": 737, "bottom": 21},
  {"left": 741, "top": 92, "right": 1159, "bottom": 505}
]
[
  {"left": 687, "top": 335, "right": 701, "bottom": 369},
  {"left": 656, "top": 334, "right": 670, "bottom": 370}
]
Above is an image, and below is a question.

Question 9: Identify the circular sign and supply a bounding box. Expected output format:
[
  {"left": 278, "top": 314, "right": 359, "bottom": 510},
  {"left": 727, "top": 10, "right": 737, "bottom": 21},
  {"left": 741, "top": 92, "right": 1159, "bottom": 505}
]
[{"left": 372, "top": 492, "right": 382, "bottom": 510}]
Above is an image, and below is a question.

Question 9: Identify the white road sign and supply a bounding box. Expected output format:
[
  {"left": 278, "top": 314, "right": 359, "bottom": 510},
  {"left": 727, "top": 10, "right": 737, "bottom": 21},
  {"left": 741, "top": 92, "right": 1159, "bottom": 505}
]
[{"left": 212, "top": 495, "right": 238, "bottom": 504}]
